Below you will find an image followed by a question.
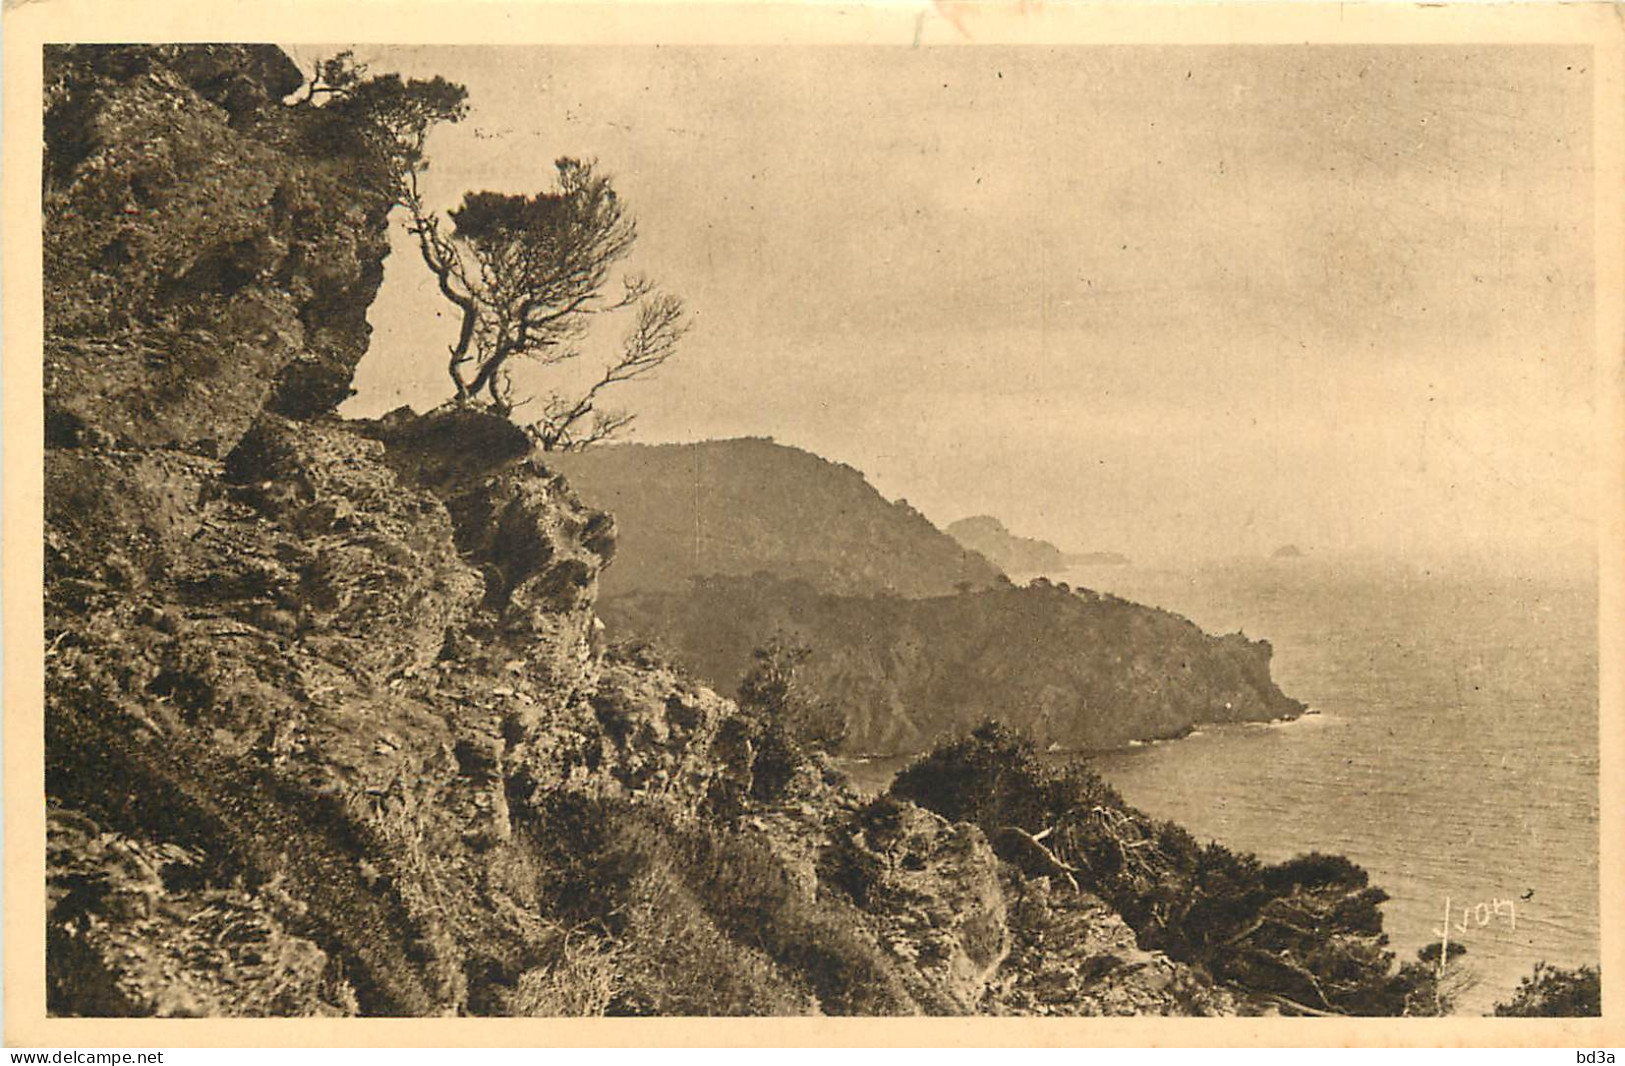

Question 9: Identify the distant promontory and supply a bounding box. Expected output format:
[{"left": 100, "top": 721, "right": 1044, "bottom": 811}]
[
  {"left": 946, "top": 514, "right": 1129, "bottom": 575},
  {"left": 556, "top": 444, "right": 1298, "bottom": 754}
]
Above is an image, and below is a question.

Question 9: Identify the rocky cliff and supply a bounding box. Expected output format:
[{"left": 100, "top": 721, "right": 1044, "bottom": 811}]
[
  {"left": 599, "top": 574, "right": 1305, "bottom": 754},
  {"left": 44, "top": 47, "right": 667, "bottom": 1013},
  {"left": 41, "top": 45, "right": 1267, "bottom": 1019}
]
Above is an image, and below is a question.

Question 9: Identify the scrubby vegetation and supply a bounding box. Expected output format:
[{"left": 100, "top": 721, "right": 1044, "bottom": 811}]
[
  {"left": 1494, "top": 963, "right": 1602, "bottom": 1017},
  {"left": 891, "top": 722, "right": 1466, "bottom": 1016},
  {"left": 518, "top": 791, "right": 915, "bottom": 1015},
  {"left": 720, "top": 638, "right": 849, "bottom": 804}
]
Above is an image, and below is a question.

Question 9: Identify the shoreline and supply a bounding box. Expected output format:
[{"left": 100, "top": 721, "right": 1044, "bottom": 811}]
[
  {"left": 839, "top": 704, "right": 1317, "bottom": 765},
  {"left": 836, "top": 705, "right": 1320, "bottom": 793}
]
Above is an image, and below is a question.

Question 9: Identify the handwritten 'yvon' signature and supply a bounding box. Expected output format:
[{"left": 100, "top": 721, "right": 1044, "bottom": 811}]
[{"left": 1433, "top": 895, "right": 1518, "bottom": 959}]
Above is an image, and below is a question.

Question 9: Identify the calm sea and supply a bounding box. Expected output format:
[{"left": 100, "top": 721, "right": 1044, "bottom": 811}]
[{"left": 844, "top": 555, "right": 1600, "bottom": 1014}]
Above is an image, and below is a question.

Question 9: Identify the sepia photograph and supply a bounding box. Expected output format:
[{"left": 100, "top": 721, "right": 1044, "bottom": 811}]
[{"left": 5, "top": 0, "right": 1622, "bottom": 1048}]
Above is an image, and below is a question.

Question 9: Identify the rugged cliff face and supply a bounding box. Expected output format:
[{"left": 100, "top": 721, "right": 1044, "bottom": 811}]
[
  {"left": 43, "top": 45, "right": 731, "bottom": 1015},
  {"left": 43, "top": 45, "right": 395, "bottom": 449},
  {"left": 601, "top": 575, "right": 1304, "bottom": 754},
  {"left": 41, "top": 45, "right": 1253, "bottom": 1019},
  {"left": 46, "top": 408, "right": 653, "bottom": 1014}
]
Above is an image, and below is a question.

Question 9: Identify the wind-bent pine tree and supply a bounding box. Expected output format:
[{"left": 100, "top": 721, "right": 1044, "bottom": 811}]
[{"left": 403, "top": 155, "right": 688, "bottom": 448}]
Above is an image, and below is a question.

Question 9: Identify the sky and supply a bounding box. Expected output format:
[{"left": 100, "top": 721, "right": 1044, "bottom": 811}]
[{"left": 308, "top": 44, "right": 1597, "bottom": 568}]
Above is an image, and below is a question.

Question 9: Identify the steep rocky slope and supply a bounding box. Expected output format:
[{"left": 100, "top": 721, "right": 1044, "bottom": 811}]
[
  {"left": 600, "top": 574, "right": 1304, "bottom": 754},
  {"left": 42, "top": 45, "right": 1247, "bottom": 1019},
  {"left": 547, "top": 438, "right": 1007, "bottom": 598}
]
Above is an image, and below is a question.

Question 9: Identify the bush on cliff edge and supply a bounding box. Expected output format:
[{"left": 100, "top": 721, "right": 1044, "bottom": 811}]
[
  {"left": 891, "top": 722, "right": 1463, "bottom": 1015},
  {"left": 1494, "top": 962, "right": 1601, "bottom": 1017}
]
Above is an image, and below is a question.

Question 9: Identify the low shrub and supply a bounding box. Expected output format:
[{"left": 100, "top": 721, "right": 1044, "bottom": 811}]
[
  {"left": 1493, "top": 962, "right": 1601, "bottom": 1017},
  {"left": 520, "top": 790, "right": 914, "bottom": 1015},
  {"left": 732, "top": 638, "right": 848, "bottom": 804}
]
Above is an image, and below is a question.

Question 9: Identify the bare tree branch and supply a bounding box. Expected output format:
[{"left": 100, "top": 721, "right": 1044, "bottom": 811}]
[{"left": 523, "top": 291, "right": 689, "bottom": 451}]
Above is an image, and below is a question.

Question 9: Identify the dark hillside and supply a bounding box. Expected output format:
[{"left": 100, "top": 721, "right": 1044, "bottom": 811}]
[
  {"left": 548, "top": 439, "right": 1006, "bottom": 598},
  {"left": 600, "top": 574, "right": 1305, "bottom": 754}
]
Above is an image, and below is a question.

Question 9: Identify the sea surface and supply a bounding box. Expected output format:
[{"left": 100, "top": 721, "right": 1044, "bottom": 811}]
[{"left": 843, "top": 555, "right": 1600, "bottom": 1014}]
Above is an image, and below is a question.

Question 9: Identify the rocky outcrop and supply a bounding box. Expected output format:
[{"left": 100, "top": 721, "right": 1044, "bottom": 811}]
[
  {"left": 44, "top": 44, "right": 394, "bottom": 453},
  {"left": 45, "top": 402, "right": 632, "bottom": 1013},
  {"left": 821, "top": 799, "right": 1009, "bottom": 1012},
  {"left": 40, "top": 45, "right": 712, "bottom": 1016}
]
